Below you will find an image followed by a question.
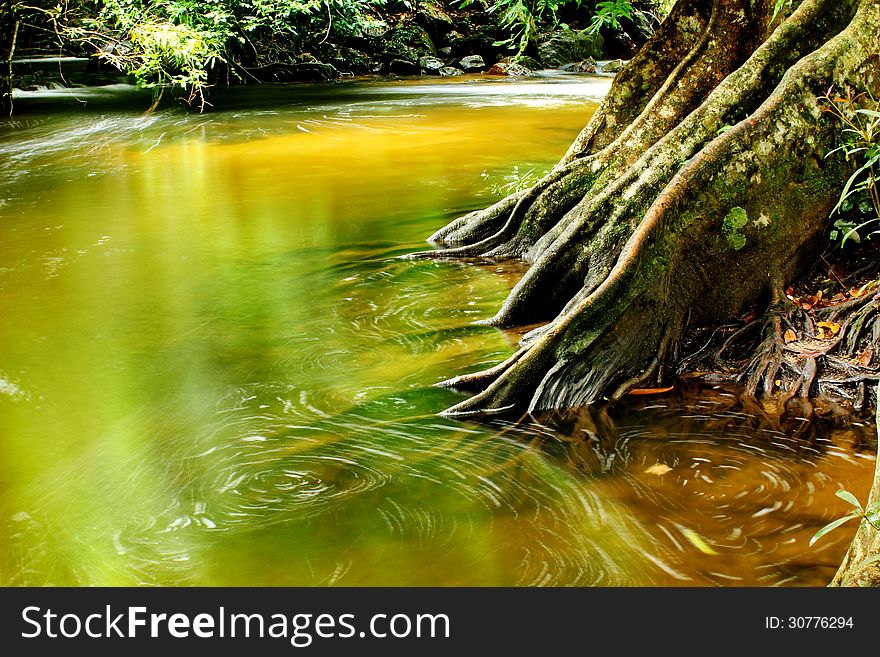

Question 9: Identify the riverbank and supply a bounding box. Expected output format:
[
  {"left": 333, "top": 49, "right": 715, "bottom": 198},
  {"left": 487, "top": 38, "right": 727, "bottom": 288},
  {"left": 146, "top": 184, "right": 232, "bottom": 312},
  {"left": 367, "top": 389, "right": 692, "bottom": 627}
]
[{"left": 5, "top": 3, "right": 639, "bottom": 112}]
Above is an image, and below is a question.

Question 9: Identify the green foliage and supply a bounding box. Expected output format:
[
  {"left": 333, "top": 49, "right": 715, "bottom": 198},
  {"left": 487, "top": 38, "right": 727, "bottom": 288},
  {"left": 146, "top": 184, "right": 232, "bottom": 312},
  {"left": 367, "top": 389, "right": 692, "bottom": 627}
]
[
  {"left": 456, "top": 0, "right": 572, "bottom": 55},
  {"left": 810, "top": 488, "right": 880, "bottom": 547},
  {"left": 22, "top": 0, "right": 387, "bottom": 109},
  {"left": 771, "top": 0, "right": 793, "bottom": 20},
  {"left": 462, "top": 0, "right": 666, "bottom": 56},
  {"left": 588, "top": 0, "right": 633, "bottom": 34},
  {"left": 821, "top": 88, "right": 880, "bottom": 247}
]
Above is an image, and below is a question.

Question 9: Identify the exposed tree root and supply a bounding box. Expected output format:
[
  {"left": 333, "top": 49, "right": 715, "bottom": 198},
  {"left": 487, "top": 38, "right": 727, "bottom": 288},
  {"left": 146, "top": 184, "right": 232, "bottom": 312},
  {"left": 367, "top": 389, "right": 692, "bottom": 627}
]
[
  {"left": 421, "top": 0, "right": 878, "bottom": 420},
  {"left": 718, "top": 287, "right": 880, "bottom": 418}
]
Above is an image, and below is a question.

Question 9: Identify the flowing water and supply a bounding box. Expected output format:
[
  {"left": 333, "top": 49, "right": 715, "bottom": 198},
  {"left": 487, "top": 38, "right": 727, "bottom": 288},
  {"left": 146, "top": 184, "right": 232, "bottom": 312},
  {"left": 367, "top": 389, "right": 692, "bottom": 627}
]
[{"left": 0, "top": 75, "right": 875, "bottom": 586}]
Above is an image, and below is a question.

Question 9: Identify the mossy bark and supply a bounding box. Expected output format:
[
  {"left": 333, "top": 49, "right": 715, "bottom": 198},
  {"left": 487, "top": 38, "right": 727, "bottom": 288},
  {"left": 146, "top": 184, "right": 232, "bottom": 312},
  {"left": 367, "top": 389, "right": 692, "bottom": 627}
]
[{"left": 429, "top": 0, "right": 875, "bottom": 412}]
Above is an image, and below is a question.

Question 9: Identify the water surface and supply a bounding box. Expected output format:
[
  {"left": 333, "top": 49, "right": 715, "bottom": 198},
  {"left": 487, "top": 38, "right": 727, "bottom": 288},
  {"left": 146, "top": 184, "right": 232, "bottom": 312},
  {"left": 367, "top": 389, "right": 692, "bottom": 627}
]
[{"left": 0, "top": 75, "right": 875, "bottom": 586}]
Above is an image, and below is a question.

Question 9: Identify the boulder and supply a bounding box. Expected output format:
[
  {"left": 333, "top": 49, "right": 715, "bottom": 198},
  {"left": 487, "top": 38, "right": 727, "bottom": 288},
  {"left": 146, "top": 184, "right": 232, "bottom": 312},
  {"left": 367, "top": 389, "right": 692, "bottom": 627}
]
[
  {"left": 538, "top": 29, "right": 604, "bottom": 67},
  {"left": 458, "top": 55, "right": 486, "bottom": 72},
  {"left": 415, "top": 3, "right": 455, "bottom": 34},
  {"left": 439, "top": 66, "right": 464, "bottom": 77},
  {"left": 485, "top": 62, "right": 532, "bottom": 77},
  {"left": 498, "top": 55, "right": 542, "bottom": 71},
  {"left": 419, "top": 56, "right": 445, "bottom": 75},
  {"left": 600, "top": 58, "right": 627, "bottom": 73},
  {"left": 386, "top": 59, "right": 421, "bottom": 76},
  {"left": 559, "top": 58, "right": 597, "bottom": 73},
  {"left": 381, "top": 21, "right": 436, "bottom": 63}
]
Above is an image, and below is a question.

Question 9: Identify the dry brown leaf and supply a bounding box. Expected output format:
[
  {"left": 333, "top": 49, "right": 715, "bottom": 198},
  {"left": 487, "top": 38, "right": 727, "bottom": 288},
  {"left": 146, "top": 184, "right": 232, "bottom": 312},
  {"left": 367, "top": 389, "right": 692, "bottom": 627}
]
[
  {"left": 783, "top": 329, "right": 797, "bottom": 343},
  {"left": 644, "top": 463, "right": 672, "bottom": 476},
  {"left": 817, "top": 321, "right": 841, "bottom": 335},
  {"left": 857, "top": 347, "right": 873, "bottom": 367}
]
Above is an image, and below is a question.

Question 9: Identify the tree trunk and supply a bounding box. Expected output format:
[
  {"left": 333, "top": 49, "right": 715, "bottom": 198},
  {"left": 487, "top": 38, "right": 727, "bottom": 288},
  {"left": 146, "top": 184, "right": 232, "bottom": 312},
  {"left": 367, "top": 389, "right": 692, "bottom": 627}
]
[
  {"left": 831, "top": 381, "right": 880, "bottom": 587},
  {"left": 418, "top": 0, "right": 878, "bottom": 416},
  {"left": 420, "top": 0, "right": 880, "bottom": 585}
]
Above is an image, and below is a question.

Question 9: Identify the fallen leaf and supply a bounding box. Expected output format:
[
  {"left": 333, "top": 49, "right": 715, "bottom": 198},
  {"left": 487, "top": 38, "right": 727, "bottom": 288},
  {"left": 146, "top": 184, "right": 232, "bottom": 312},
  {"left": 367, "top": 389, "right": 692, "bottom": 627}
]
[
  {"left": 628, "top": 385, "right": 675, "bottom": 396},
  {"left": 783, "top": 329, "right": 797, "bottom": 343},
  {"left": 857, "top": 347, "right": 873, "bottom": 367},
  {"left": 817, "top": 321, "right": 841, "bottom": 335},
  {"left": 644, "top": 463, "right": 672, "bottom": 475},
  {"left": 800, "top": 302, "right": 813, "bottom": 310}
]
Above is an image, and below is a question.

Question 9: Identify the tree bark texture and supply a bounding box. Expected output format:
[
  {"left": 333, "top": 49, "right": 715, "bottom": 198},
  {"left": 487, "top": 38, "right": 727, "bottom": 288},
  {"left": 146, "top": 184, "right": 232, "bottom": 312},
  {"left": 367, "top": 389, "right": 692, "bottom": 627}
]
[
  {"left": 831, "top": 381, "right": 880, "bottom": 586},
  {"left": 417, "top": 0, "right": 879, "bottom": 418}
]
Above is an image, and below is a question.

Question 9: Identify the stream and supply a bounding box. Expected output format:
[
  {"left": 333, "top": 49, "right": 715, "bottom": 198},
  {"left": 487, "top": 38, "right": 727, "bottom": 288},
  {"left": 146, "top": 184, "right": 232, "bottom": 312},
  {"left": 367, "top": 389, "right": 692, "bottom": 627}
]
[{"left": 0, "top": 74, "right": 875, "bottom": 586}]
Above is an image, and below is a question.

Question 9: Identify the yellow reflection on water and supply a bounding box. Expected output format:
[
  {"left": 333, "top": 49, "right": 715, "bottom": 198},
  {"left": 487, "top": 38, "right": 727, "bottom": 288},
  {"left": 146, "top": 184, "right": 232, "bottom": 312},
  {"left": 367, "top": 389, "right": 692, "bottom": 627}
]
[{"left": 0, "top": 81, "right": 606, "bottom": 585}]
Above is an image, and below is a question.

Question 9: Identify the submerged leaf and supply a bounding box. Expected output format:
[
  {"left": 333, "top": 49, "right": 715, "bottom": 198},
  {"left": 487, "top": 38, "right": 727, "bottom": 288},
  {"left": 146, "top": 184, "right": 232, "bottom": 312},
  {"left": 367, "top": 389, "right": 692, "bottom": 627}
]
[{"left": 644, "top": 463, "right": 672, "bottom": 475}]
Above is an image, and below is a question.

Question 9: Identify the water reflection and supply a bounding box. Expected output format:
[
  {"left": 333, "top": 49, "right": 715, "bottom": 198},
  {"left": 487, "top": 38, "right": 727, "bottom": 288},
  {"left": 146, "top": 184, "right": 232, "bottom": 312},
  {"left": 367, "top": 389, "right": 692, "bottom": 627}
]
[
  {"left": 513, "top": 385, "right": 876, "bottom": 586},
  {"left": 0, "top": 77, "right": 874, "bottom": 586}
]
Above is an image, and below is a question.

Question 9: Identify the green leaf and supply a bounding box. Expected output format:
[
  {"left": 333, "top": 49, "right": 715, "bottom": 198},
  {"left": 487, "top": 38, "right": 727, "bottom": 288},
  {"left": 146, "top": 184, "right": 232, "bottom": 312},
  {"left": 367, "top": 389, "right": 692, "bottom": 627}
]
[
  {"left": 840, "top": 224, "right": 863, "bottom": 246},
  {"left": 855, "top": 109, "right": 880, "bottom": 119},
  {"left": 810, "top": 511, "right": 861, "bottom": 547},
  {"left": 834, "top": 160, "right": 878, "bottom": 215},
  {"left": 836, "top": 489, "right": 863, "bottom": 510}
]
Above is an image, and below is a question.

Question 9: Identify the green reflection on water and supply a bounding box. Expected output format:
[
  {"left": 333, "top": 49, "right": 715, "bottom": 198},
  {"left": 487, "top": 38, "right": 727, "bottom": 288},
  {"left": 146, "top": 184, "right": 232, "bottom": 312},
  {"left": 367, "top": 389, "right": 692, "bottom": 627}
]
[{"left": 2, "top": 79, "right": 648, "bottom": 585}]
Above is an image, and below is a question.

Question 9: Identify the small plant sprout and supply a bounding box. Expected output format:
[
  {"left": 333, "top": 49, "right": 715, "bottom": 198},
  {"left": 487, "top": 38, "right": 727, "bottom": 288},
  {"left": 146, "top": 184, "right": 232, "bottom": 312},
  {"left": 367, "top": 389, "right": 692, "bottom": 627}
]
[
  {"left": 810, "top": 488, "right": 880, "bottom": 547},
  {"left": 820, "top": 87, "right": 880, "bottom": 246}
]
